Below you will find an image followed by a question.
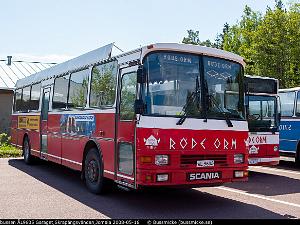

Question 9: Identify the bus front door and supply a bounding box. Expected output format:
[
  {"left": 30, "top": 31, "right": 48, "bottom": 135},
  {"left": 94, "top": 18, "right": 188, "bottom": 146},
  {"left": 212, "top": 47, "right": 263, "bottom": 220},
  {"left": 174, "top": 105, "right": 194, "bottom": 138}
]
[{"left": 115, "top": 69, "right": 137, "bottom": 188}]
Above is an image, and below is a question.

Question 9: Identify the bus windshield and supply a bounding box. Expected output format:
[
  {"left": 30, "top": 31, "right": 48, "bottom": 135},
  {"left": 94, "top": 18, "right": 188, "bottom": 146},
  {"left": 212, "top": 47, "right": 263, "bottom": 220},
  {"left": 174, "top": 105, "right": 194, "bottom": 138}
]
[
  {"left": 142, "top": 52, "right": 245, "bottom": 120},
  {"left": 279, "top": 91, "right": 295, "bottom": 117},
  {"left": 247, "top": 95, "right": 278, "bottom": 132}
]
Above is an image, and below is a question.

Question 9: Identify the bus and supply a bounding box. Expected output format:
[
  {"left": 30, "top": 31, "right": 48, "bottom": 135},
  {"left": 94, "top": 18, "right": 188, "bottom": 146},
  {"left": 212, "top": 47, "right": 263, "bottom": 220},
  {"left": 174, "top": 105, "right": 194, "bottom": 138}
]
[
  {"left": 11, "top": 43, "right": 248, "bottom": 194},
  {"left": 278, "top": 87, "right": 300, "bottom": 165},
  {"left": 244, "top": 75, "right": 280, "bottom": 166}
]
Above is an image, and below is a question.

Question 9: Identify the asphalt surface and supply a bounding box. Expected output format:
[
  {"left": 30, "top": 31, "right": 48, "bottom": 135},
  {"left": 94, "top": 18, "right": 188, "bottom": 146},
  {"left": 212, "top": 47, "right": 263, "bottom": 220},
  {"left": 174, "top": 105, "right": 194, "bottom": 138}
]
[{"left": 0, "top": 158, "right": 299, "bottom": 219}]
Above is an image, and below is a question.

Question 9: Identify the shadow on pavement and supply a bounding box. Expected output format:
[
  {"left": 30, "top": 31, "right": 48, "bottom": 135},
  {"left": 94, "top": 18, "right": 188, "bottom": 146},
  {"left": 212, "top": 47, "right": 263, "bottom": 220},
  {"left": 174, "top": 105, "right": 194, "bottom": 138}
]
[
  {"left": 9, "top": 159, "right": 286, "bottom": 219},
  {"left": 272, "top": 160, "right": 300, "bottom": 172},
  {"left": 225, "top": 170, "right": 300, "bottom": 196}
]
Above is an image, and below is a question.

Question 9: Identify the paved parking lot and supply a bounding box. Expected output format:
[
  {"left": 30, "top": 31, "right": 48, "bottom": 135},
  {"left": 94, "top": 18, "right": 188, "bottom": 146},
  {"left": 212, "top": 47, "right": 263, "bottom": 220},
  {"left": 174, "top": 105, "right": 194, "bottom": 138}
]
[{"left": 0, "top": 158, "right": 299, "bottom": 219}]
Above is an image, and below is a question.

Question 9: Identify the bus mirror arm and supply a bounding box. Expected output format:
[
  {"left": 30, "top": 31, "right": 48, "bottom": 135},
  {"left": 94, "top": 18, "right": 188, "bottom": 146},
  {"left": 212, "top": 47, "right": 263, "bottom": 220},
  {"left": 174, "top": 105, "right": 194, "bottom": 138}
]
[
  {"left": 137, "top": 65, "right": 146, "bottom": 84},
  {"left": 278, "top": 112, "right": 281, "bottom": 123},
  {"left": 134, "top": 99, "right": 145, "bottom": 115},
  {"left": 245, "top": 104, "right": 249, "bottom": 117}
]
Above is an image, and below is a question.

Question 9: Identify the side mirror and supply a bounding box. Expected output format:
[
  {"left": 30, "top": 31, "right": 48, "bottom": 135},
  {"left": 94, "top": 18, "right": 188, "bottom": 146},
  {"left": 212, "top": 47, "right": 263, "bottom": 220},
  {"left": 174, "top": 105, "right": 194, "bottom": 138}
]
[
  {"left": 245, "top": 95, "right": 250, "bottom": 113},
  {"left": 244, "top": 83, "right": 249, "bottom": 94},
  {"left": 278, "top": 112, "right": 281, "bottom": 123},
  {"left": 137, "top": 66, "right": 146, "bottom": 84},
  {"left": 134, "top": 99, "right": 145, "bottom": 114}
]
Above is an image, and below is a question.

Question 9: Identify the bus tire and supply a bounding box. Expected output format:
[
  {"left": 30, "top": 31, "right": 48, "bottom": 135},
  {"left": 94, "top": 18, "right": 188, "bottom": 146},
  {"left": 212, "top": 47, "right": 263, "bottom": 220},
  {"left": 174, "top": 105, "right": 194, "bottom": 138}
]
[
  {"left": 84, "top": 148, "right": 110, "bottom": 194},
  {"left": 23, "top": 136, "right": 33, "bottom": 165},
  {"left": 296, "top": 147, "right": 300, "bottom": 167}
]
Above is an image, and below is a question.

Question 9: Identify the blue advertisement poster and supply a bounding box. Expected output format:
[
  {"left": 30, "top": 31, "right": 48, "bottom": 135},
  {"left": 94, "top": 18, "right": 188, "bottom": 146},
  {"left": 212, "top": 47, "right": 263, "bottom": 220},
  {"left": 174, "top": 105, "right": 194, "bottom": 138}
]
[{"left": 60, "top": 114, "right": 96, "bottom": 136}]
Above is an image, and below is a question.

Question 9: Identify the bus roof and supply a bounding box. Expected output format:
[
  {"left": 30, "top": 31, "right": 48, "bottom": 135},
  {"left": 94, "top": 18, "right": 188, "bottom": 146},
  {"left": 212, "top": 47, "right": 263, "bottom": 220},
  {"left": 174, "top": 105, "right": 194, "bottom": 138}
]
[
  {"left": 15, "top": 43, "right": 245, "bottom": 89},
  {"left": 245, "top": 74, "right": 278, "bottom": 81},
  {"left": 244, "top": 75, "right": 279, "bottom": 95},
  {"left": 279, "top": 87, "right": 300, "bottom": 92},
  {"left": 15, "top": 43, "right": 114, "bottom": 88},
  {"left": 141, "top": 43, "right": 245, "bottom": 66}
]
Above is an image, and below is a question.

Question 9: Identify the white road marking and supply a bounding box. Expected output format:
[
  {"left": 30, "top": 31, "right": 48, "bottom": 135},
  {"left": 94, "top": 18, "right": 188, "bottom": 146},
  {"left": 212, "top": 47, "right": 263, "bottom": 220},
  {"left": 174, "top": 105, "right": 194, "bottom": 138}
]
[
  {"left": 215, "top": 186, "right": 300, "bottom": 208},
  {"left": 250, "top": 166, "right": 300, "bottom": 176}
]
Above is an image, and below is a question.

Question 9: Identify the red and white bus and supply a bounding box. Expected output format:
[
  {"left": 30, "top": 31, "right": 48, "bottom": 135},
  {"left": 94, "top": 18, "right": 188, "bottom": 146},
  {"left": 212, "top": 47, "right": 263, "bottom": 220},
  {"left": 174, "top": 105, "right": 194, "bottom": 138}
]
[
  {"left": 245, "top": 75, "right": 280, "bottom": 166},
  {"left": 11, "top": 43, "right": 248, "bottom": 194}
]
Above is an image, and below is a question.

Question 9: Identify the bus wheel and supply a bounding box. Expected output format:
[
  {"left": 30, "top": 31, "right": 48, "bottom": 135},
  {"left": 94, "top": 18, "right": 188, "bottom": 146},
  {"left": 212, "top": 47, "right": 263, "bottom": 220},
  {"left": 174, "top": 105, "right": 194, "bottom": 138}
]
[
  {"left": 23, "top": 136, "right": 33, "bottom": 165},
  {"left": 84, "top": 148, "right": 110, "bottom": 194},
  {"left": 296, "top": 148, "right": 300, "bottom": 167}
]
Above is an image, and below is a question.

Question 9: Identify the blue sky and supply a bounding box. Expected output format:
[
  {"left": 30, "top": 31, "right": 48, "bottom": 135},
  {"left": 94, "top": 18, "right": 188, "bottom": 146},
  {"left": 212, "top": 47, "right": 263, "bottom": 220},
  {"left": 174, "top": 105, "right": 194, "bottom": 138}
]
[{"left": 0, "top": 0, "right": 283, "bottom": 63}]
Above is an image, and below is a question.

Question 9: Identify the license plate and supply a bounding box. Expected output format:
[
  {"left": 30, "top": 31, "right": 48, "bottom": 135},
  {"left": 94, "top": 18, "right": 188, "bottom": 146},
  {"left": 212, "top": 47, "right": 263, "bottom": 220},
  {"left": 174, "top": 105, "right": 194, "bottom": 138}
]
[
  {"left": 188, "top": 172, "right": 221, "bottom": 181},
  {"left": 197, "top": 160, "right": 214, "bottom": 167},
  {"left": 248, "top": 158, "right": 259, "bottom": 165}
]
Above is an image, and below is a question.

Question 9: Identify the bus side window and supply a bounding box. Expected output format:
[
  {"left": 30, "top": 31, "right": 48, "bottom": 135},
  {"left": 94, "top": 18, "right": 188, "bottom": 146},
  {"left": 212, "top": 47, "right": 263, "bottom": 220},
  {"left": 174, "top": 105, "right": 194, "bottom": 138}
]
[
  {"left": 120, "top": 72, "right": 137, "bottom": 120},
  {"left": 30, "top": 83, "right": 41, "bottom": 111},
  {"left": 296, "top": 92, "right": 300, "bottom": 117},
  {"left": 53, "top": 75, "right": 70, "bottom": 110},
  {"left": 68, "top": 69, "right": 89, "bottom": 109},
  {"left": 90, "top": 61, "right": 118, "bottom": 108},
  {"left": 15, "top": 89, "right": 23, "bottom": 112},
  {"left": 22, "top": 86, "right": 31, "bottom": 112}
]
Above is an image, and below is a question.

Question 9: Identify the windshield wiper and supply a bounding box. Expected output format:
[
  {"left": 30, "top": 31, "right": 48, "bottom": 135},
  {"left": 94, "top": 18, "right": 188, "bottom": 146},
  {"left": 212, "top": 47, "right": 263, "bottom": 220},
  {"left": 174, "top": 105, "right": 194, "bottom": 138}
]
[
  {"left": 208, "top": 94, "right": 233, "bottom": 127},
  {"left": 176, "top": 77, "right": 201, "bottom": 125}
]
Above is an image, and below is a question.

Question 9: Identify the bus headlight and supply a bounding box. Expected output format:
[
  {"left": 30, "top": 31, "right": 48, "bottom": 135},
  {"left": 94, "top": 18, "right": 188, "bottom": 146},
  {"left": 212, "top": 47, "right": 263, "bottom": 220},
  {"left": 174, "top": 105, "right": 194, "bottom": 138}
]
[
  {"left": 274, "top": 146, "right": 278, "bottom": 151},
  {"left": 234, "top": 154, "right": 244, "bottom": 164},
  {"left": 155, "top": 155, "right": 169, "bottom": 166},
  {"left": 234, "top": 171, "right": 244, "bottom": 178},
  {"left": 157, "top": 174, "right": 169, "bottom": 182}
]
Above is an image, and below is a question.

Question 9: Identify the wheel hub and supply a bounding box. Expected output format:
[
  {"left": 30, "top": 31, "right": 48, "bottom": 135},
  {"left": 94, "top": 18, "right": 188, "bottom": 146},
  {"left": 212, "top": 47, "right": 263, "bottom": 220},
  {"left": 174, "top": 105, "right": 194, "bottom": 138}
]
[
  {"left": 24, "top": 142, "right": 29, "bottom": 159},
  {"left": 87, "top": 160, "right": 99, "bottom": 183}
]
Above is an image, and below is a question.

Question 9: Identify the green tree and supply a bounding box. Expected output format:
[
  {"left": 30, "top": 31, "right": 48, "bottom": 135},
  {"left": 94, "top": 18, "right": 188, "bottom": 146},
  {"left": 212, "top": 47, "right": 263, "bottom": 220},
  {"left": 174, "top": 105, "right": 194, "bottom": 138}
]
[
  {"left": 183, "top": 1, "right": 300, "bottom": 88},
  {"left": 275, "top": 0, "right": 284, "bottom": 10},
  {"left": 222, "top": 2, "right": 300, "bottom": 88},
  {"left": 215, "top": 23, "right": 230, "bottom": 49},
  {"left": 182, "top": 29, "right": 221, "bottom": 48},
  {"left": 253, "top": 2, "right": 300, "bottom": 87},
  {"left": 182, "top": 30, "right": 201, "bottom": 45},
  {"left": 288, "top": 2, "right": 300, "bottom": 86},
  {"left": 223, "top": 5, "right": 262, "bottom": 74}
]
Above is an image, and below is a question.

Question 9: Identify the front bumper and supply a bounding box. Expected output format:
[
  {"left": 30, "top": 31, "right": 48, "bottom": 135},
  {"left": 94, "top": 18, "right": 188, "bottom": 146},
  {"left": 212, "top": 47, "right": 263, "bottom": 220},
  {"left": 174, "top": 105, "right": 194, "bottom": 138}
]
[
  {"left": 248, "top": 157, "right": 280, "bottom": 166},
  {"left": 136, "top": 167, "right": 248, "bottom": 187}
]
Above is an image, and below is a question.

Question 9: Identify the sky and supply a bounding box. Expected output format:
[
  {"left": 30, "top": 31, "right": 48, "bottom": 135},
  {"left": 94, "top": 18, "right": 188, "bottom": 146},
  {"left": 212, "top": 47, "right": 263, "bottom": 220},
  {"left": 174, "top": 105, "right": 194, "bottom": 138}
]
[{"left": 0, "top": 0, "right": 285, "bottom": 63}]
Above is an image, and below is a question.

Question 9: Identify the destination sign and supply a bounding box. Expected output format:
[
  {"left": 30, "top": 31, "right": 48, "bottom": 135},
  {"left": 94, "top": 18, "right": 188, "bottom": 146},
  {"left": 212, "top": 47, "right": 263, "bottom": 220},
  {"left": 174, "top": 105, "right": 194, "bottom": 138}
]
[
  {"left": 207, "top": 60, "right": 232, "bottom": 70},
  {"left": 161, "top": 53, "right": 198, "bottom": 65}
]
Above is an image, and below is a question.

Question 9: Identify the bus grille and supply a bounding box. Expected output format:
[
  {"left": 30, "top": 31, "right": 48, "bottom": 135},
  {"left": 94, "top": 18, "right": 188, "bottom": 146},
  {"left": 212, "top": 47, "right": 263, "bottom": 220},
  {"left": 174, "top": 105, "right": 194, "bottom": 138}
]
[{"left": 180, "top": 154, "right": 228, "bottom": 166}]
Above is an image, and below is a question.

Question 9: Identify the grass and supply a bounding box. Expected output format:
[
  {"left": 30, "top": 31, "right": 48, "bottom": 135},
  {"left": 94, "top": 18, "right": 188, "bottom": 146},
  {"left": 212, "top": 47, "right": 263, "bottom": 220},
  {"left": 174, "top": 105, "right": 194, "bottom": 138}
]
[
  {"left": 0, "top": 144, "right": 22, "bottom": 158},
  {"left": 0, "top": 133, "right": 22, "bottom": 158}
]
